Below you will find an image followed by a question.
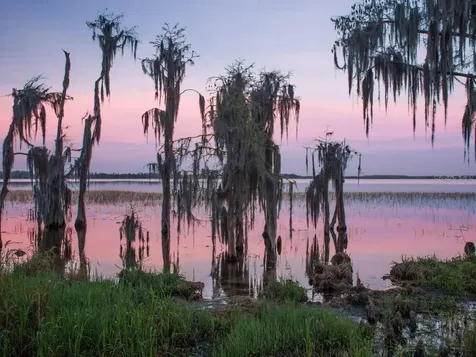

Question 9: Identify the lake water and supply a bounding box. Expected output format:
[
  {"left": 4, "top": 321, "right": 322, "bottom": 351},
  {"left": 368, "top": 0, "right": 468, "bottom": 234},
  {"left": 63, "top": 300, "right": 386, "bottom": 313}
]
[{"left": 1, "top": 179, "right": 475, "bottom": 299}]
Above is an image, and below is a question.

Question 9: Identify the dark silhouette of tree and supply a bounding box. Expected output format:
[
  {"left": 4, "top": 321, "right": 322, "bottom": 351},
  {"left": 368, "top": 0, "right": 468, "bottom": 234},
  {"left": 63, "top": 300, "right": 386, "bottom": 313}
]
[
  {"left": 332, "top": 0, "right": 476, "bottom": 161},
  {"left": 0, "top": 52, "right": 73, "bottom": 234},
  {"left": 305, "top": 132, "right": 361, "bottom": 262},
  {"left": 75, "top": 11, "right": 139, "bottom": 231},
  {"left": 140, "top": 23, "right": 205, "bottom": 245}
]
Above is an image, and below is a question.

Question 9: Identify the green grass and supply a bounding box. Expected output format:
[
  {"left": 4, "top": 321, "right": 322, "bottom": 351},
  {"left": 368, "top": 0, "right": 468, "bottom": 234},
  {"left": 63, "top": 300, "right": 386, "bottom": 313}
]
[
  {"left": 118, "top": 268, "right": 203, "bottom": 299},
  {"left": 213, "top": 304, "right": 373, "bottom": 357},
  {"left": 390, "top": 255, "right": 476, "bottom": 298},
  {"left": 261, "top": 278, "right": 308, "bottom": 303},
  {"left": 0, "top": 268, "right": 373, "bottom": 357}
]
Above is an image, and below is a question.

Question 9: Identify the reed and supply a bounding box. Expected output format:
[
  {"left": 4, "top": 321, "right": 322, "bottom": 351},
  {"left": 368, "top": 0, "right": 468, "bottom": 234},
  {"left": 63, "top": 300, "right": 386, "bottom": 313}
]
[
  {"left": 260, "top": 278, "right": 308, "bottom": 303},
  {"left": 6, "top": 189, "right": 476, "bottom": 206},
  {"left": 6, "top": 190, "right": 162, "bottom": 205}
]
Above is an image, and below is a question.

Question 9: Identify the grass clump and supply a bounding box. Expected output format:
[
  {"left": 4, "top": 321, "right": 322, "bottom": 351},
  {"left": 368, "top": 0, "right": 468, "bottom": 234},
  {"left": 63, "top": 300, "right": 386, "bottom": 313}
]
[
  {"left": 0, "top": 271, "right": 373, "bottom": 356},
  {"left": 261, "top": 278, "right": 308, "bottom": 303},
  {"left": 11, "top": 251, "right": 56, "bottom": 276},
  {"left": 390, "top": 255, "right": 476, "bottom": 298},
  {"left": 212, "top": 303, "right": 373, "bottom": 357},
  {"left": 118, "top": 268, "right": 204, "bottom": 300},
  {"left": 0, "top": 272, "right": 221, "bottom": 357}
]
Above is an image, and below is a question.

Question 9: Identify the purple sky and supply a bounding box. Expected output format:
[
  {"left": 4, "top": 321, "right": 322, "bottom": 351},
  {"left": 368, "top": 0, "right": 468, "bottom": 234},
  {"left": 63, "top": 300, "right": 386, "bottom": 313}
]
[{"left": 0, "top": 0, "right": 474, "bottom": 175}]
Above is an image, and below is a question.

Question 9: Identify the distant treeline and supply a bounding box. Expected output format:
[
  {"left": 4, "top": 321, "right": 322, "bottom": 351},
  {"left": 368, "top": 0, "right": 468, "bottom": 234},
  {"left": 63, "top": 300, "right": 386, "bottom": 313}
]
[
  {"left": 281, "top": 173, "right": 476, "bottom": 180},
  {"left": 1, "top": 170, "right": 475, "bottom": 181}
]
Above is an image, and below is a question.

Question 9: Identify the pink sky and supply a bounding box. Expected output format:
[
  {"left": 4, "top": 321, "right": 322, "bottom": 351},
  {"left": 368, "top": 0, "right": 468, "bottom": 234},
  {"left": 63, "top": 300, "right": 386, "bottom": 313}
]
[{"left": 0, "top": 0, "right": 474, "bottom": 175}]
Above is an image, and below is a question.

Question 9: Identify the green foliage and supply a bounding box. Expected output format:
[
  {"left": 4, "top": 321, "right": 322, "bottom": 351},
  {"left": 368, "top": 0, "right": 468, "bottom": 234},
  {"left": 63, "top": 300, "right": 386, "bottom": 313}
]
[
  {"left": 0, "top": 273, "right": 214, "bottom": 357},
  {"left": 118, "top": 269, "right": 202, "bottom": 299},
  {"left": 391, "top": 255, "right": 476, "bottom": 298},
  {"left": 212, "top": 303, "right": 373, "bottom": 357},
  {"left": 261, "top": 278, "right": 308, "bottom": 303},
  {"left": 0, "top": 272, "right": 372, "bottom": 357},
  {"left": 417, "top": 255, "right": 476, "bottom": 297},
  {"left": 11, "top": 251, "right": 56, "bottom": 276}
]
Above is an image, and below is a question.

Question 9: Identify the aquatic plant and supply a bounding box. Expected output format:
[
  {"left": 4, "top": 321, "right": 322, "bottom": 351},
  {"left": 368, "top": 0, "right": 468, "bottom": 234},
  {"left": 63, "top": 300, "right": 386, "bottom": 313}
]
[
  {"left": 119, "top": 206, "right": 149, "bottom": 270},
  {"left": 75, "top": 11, "right": 139, "bottom": 232},
  {"left": 333, "top": 0, "right": 476, "bottom": 161}
]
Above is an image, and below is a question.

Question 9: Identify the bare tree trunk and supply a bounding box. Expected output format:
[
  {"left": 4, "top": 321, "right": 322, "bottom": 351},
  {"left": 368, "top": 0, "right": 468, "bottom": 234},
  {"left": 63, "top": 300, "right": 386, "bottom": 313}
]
[
  {"left": 263, "top": 193, "right": 278, "bottom": 264},
  {"left": 160, "top": 83, "right": 177, "bottom": 241},
  {"left": 160, "top": 155, "right": 171, "bottom": 239},
  {"left": 330, "top": 200, "right": 339, "bottom": 230},
  {"left": 235, "top": 215, "right": 244, "bottom": 255},
  {"left": 75, "top": 170, "right": 87, "bottom": 231},
  {"left": 335, "top": 172, "right": 347, "bottom": 252},
  {"left": 45, "top": 157, "right": 66, "bottom": 230},
  {"left": 77, "top": 228, "right": 88, "bottom": 279},
  {"left": 227, "top": 211, "right": 237, "bottom": 262},
  {"left": 323, "top": 184, "right": 331, "bottom": 264},
  {"left": 54, "top": 51, "right": 70, "bottom": 157},
  {"left": 162, "top": 232, "right": 171, "bottom": 273},
  {"left": 263, "top": 247, "right": 277, "bottom": 289},
  {"left": 75, "top": 117, "right": 93, "bottom": 232},
  {"left": 262, "top": 140, "right": 277, "bottom": 264},
  {"left": 39, "top": 228, "right": 65, "bottom": 275}
]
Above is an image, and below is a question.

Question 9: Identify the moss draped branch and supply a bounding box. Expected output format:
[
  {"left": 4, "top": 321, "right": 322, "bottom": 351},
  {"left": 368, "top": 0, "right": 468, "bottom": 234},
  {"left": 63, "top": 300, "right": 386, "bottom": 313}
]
[{"left": 333, "top": 0, "right": 476, "bottom": 161}]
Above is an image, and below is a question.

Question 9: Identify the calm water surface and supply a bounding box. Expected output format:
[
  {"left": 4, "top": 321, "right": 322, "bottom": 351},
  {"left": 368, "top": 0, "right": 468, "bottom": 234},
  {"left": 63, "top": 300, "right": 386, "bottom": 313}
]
[{"left": 1, "top": 179, "right": 475, "bottom": 299}]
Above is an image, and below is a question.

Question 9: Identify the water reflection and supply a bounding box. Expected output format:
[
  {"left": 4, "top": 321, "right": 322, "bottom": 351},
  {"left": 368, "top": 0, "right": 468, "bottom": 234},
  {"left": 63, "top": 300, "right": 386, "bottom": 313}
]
[
  {"left": 305, "top": 234, "right": 320, "bottom": 280},
  {"left": 1, "top": 194, "right": 475, "bottom": 298},
  {"left": 22, "top": 227, "right": 74, "bottom": 276},
  {"left": 118, "top": 208, "right": 150, "bottom": 271},
  {"left": 212, "top": 251, "right": 254, "bottom": 297}
]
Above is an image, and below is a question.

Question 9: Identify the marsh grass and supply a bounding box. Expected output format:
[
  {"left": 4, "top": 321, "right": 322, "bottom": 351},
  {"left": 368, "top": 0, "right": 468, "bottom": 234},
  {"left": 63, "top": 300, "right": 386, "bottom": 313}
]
[
  {"left": 11, "top": 250, "right": 56, "bottom": 276},
  {"left": 5, "top": 189, "right": 476, "bottom": 206},
  {"left": 390, "top": 255, "right": 476, "bottom": 298},
  {"left": 261, "top": 278, "right": 308, "bottom": 303},
  {"left": 213, "top": 303, "right": 373, "bottom": 357},
  {"left": 6, "top": 190, "right": 162, "bottom": 206},
  {"left": 0, "top": 273, "right": 220, "bottom": 357},
  {"left": 0, "top": 267, "right": 374, "bottom": 357},
  {"left": 118, "top": 269, "right": 204, "bottom": 300}
]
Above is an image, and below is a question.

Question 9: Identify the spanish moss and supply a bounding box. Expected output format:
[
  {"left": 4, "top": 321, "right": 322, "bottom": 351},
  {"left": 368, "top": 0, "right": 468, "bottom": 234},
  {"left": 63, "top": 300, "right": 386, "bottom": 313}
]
[
  {"left": 141, "top": 24, "right": 205, "bottom": 241},
  {"left": 305, "top": 132, "right": 360, "bottom": 262},
  {"left": 75, "top": 11, "right": 139, "bottom": 231},
  {"left": 333, "top": 0, "right": 476, "bottom": 161},
  {"left": 1, "top": 52, "right": 73, "bottom": 235}
]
